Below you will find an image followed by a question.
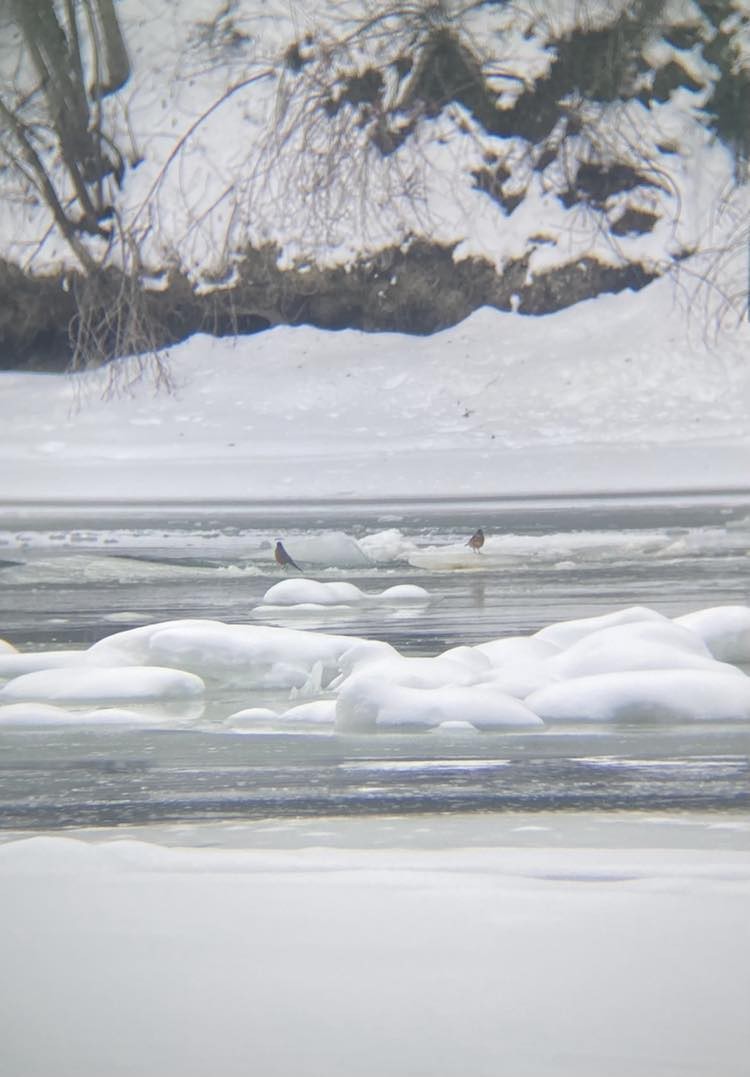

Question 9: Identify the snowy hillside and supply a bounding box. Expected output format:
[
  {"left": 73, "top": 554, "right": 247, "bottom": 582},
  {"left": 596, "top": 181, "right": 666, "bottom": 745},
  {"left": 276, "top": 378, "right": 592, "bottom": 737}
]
[{"left": 0, "top": 0, "right": 748, "bottom": 337}]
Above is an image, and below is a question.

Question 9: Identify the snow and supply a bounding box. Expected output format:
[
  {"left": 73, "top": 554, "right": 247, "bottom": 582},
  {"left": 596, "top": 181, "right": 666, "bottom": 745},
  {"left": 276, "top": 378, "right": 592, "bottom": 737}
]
[
  {"left": 535, "top": 605, "right": 670, "bottom": 648},
  {"left": 0, "top": 665, "right": 205, "bottom": 705},
  {"left": 0, "top": 650, "right": 89, "bottom": 679},
  {"left": 545, "top": 619, "right": 740, "bottom": 679},
  {"left": 2, "top": 276, "right": 750, "bottom": 503},
  {"left": 336, "top": 676, "right": 543, "bottom": 732},
  {"left": 2, "top": 603, "right": 750, "bottom": 729},
  {"left": 0, "top": 702, "right": 162, "bottom": 727},
  {"left": 527, "top": 668, "right": 750, "bottom": 723},
  {"left": 258, "top": 579, "right": 431, "bottom": 609},
  {"left": 0, "top": 824, "right": 747, "bottom": 1077}
]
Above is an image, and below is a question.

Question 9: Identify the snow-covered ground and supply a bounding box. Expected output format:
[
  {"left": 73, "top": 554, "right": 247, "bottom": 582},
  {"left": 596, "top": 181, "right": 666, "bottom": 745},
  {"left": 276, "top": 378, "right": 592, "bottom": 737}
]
[
  {"left": 1, "top": 814, "right": 748, "bottom": 1077},
  {"left": 2, "top": 275, "right": 750, "bottom": 502}
]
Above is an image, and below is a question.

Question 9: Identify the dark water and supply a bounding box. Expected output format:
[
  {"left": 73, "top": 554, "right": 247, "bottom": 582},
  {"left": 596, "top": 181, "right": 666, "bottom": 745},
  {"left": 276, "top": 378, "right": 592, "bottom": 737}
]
[{"left": 1, "top": 493, "right": 749, "bottom": 829}]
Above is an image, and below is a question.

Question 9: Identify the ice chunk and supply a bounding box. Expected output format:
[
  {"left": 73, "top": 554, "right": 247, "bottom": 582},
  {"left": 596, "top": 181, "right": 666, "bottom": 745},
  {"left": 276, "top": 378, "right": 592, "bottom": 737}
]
[
  {"left": 258, "top": 579, "right": 430, "bottom": 609},
  {"left": 0, "top": 638, "right": 18, "bottom": 654},
  {"left": 0, "top": 703, "right": 161, "bottom": 726},
  {"left": 358, "top": 529, "right": 416, "bottom": 563},
  {"left": 336, "top": 676, "right": 542, "bottom": 732},
  {"left": 269, "top": 533, "right": 372, "bottom": 568},
  {"left": 0, "top": 665, "right": 205, "bottom": 705},
  {"left": 547, "top": 620, "right": 739, "bottom": 680},
  {"left": 281, "top": 700, "right": 337, "bottom": 724},
  {"left": 261, "top": 579, "right": 366, "bottom": 607},
  {"left": 223, "top": 707, "right": 279, "bottom": 730},
  {"left": 0, "top": 650, "right": 88, "bottom": 680},
  {"left": 85, "top": 619, "right": 396, "bottom": 690},
  {"left": 675, "top": 606, "right": 750, "bottom": 664},
  {"left": 475, "top": 635, "right": 562, "bottom": 665},
  {"left": 527, "top": 669, "right": 750, "bottom": 723},
  {"left": 535, "top": 606, "right": 667, "bottom": 647}
]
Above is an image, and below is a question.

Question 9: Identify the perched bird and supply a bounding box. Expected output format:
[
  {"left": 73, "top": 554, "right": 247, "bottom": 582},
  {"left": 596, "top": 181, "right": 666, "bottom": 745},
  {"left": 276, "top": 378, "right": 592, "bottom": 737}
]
[
  {"left": 275, "top": 539, "right": 302, "bottom": 571},
  {"left": 466, "top": 527, "right": 485, "bottom": 553}
]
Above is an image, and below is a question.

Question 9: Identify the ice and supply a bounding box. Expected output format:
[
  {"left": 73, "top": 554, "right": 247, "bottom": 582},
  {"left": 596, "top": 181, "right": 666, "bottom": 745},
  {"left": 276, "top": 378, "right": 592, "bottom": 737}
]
[
  {"left": 270, "top": 533, "right": 372, "bottom": 568},
  {"left": 84, "top": 619, "right": 395, "bottom": 690},
  {"left": 223, "top": 706, "right": 279, "bottom": 730},
  {"left": 0, "top": 638, "right": 17, "bottom": 653},
  {"left": 675, "top": 605, "right": 750, "bottom": 663},
  {"left": 281, "top": 700, "right": 337, "bottom": 725},
  {"left": 258, "top": 578, "right": 430, "bottom": 609},
  {"left": 2, "top": 829, "right": 745, "bottom": 1077},
  {"left": 535, "top": 606, "right": 668, "bottom": 648},
  {"left": 0, "top": 650, "right": 90, "bottom": 680},
  {"left": 0, "top": 702, "right": 163, "bottom": 726},
  {"left": 473, "top": 635, "right": 561, "bottom": 695},
  {"left": 546, "top": 620, "right": 741, "bottom": 680},
  {"left": 0, "top": 665, "right": 205, "bottom": 705},
  {"left": 336, "top": 655, "right": 542, "bottom": 732},
  {"left": 2, "top": 604, "right": 750, "bottom": 728},
  {"left": 527, "top": 669, "right": 750, "bottom": 723},
  {"left": 358, "top": 529, "right": 417, "bottom": 563}
]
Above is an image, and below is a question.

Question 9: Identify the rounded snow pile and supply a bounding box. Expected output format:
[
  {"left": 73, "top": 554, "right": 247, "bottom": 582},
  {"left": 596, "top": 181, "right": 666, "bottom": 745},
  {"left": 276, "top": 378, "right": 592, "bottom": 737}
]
[
  {"left": 1, "top": 603, "right": 750, "bottom": 732},
  {"left": 258, "top": 579, "right": 430, "bottom": 609},
  {"left": 83, "top": 619, "right": 395, "bottom": 689},
  {"left": 0, "top": 666, "right": 205, "bottom": 705}
]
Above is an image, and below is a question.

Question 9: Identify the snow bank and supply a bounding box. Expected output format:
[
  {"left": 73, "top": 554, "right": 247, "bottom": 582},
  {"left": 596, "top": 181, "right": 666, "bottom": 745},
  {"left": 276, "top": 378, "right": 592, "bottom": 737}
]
[
  {"left": 3, "top": 277, "right": 750, "bottom": 505},
  {"left": 0, "top": 831, "right": 746, "bottom": 1077}
]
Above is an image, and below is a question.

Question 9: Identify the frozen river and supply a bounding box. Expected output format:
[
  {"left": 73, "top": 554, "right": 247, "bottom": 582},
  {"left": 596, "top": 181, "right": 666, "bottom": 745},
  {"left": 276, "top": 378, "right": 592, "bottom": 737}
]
[{"left": 1, "top": 492, "right": 749, "bottom": 831}]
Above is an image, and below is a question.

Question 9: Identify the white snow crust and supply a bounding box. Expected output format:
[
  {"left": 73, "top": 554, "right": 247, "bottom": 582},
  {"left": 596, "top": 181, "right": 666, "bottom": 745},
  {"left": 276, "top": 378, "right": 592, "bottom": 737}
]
[{"left": 2, "top": 277, "right": 750, "bottom": 502}]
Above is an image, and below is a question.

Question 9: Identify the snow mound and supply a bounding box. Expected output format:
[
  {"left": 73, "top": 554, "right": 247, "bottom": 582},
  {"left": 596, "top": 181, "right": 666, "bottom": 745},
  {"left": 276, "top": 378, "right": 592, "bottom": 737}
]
[
  {"left": 473, "top": 635, "right": 561, "bottom": 696},
  {"left": 0, "top": 666, "right": 205, "bottom": 705},
  {"left": 0, "top": 650, "right": 88, "bottom": 680},
  {"left": 84, "top": 619, "right": 395, "bottom": 690},
  {"left": 335, "top": 652, "right": 542, "bottom": 732},
  {"left": 535, "top": 606, "right": 668, "bottom": 648},
  {"left": 223, "top": 707, "right": 279, "bottom": 730},
  {"left": 0, "top": 638, "right": 17, "bottom": 654},
  {"left": 224, "top": 700, "right": 336, "bottom": 730},
  {"left": 527, "top": 670, "right": 750, "bottom": 723},
  {"left": 358, "top": 529, "right": 417, "bottom": 563},
  {"left": 258, "top": 579, "right": 430, "bottom": 609},
  {"left": 547, "top": 620, "right": 740, "bottom": 680},
  {"left": 674, "top": 606, "right": 750, "bottom": 664}
]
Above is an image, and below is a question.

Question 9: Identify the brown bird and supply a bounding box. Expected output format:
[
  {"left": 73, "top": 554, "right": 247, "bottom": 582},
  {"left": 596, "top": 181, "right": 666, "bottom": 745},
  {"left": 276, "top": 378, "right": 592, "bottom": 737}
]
[
  {"left": 275, "top": 539, "right": 302, "bottom": 571},
  {"left": 466, "top": 527, "right": 485, "bottom": 553}
]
